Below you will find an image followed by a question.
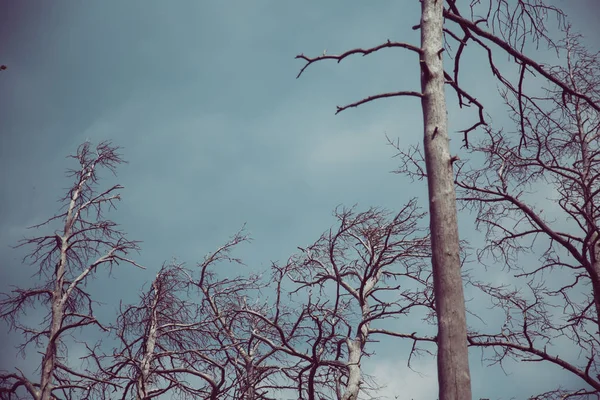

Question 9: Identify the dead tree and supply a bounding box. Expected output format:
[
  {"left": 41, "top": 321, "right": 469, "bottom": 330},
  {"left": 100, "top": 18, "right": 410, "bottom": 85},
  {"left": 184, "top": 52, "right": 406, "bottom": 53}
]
[
  {"left": 288, "top": 201, "right": 431, "bottom": 400},
  {"left": 90, "top": 229, "right": 303, "bottom": 400},
  {"left": 84, "top": 262, "right": 232, "bottom": 400},
  {"left": 295, "top": 2, "right": 597, "bottom": 398},
  {"left": 187, "top": 229, "right": 294, "bottom": 400},
  {"left": 452, "top": 32, "right": 600, "bottom": 398},
  {"left": 391, "top": 28, "right": 600, "bottom": 398},
  {"left": 89, "top": 229, "right": 284, "bottom": 400},
  {"left": 0, "top": 141, "right": 142, "bottom": 400},
  {"left": 225, "top": 262, "right": 344, "bottom": 400},
  {"left": 242, "top": 201, "right": 432, "bottom": 400}
]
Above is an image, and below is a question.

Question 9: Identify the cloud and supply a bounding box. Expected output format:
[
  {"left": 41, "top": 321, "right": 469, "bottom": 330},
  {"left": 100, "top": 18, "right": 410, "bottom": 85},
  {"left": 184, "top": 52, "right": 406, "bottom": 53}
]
[
  {"left": 366, "top": 357, "right": 438, "bottom": 400},
  {"left": 306, "top": 126, "right": 386, "bottom": 172}
]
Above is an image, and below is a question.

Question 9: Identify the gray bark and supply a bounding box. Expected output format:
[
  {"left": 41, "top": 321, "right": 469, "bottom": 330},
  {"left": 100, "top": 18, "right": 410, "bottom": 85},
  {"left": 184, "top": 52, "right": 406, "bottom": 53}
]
[
  {"left": 136, "top": 279, "right": 160, "bottom": 400},
  {"left": 341, "top": 302, "right": 371, "bottom": 400},
  {"left": 342, "top": 337, "right": 362, "bottom": 400},
  {"left": 420, "top": 1, "right": 472, "bottom": 399},
  {"left": 40, "top": 171, "right": 88, "bottom": 400}
]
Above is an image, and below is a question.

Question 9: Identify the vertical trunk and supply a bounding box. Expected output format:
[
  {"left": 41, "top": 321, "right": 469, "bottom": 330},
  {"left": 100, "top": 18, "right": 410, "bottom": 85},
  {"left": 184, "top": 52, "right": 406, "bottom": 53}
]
[
  {"left": 341, "top": 290, "right": 373, "bottom": 400},
  {"left": 40, "top": 191, "right": 78, "bottom": 400},
  {"left": 307, "top": 363, "right": 317, "bottom": 400},
  {"left": 137, "top": 280, "right": 161, "bottom": 400},
  {"left": 244, "top": 363, "right": 256, "bottom": 400},
  {"left": 136, "top": 325, "right": 158, "bottom": 400},
  {"left": 420, "top": 1, "right": 472, "bottom": 399},
  {"left": 341, "top": 337, "right": 362, "bottom": 400},
  {"left": 40, "top": 290, "right": 64, "bottom": 400}
]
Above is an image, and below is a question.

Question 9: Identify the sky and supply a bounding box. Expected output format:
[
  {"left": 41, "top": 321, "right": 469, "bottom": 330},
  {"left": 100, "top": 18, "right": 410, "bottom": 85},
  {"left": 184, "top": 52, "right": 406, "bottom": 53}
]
[{"left": 1, "top": 1, "right": 599, "bottom": 399}]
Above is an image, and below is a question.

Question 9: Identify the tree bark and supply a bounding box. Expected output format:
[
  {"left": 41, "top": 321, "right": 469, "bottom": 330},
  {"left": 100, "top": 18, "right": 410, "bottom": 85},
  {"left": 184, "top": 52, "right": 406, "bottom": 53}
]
[
  {"left": 137, "top": 279, "right": 160, "bottom": 400},
  {"left": 40, "top": 176, "right": 83, "bottom": 400},
  {"left": 342, "top": 337, "right": 362, "bottom": 400},
  {"left": 420, "top": 1, "right": 472, "bottom": 399}
]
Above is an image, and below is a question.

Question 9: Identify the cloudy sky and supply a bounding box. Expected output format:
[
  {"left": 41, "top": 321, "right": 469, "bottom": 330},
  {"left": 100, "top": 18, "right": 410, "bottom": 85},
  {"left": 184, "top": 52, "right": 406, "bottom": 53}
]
[{"left": 1, "top": 1, "right": 599, "bottom": 399}]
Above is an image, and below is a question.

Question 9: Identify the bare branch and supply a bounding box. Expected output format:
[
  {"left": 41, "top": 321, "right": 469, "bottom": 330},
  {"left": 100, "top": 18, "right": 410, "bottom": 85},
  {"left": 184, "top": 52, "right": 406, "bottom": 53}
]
[
  {"left": 295, "top": 39, "right": 421, "bottom": 79},
  {"left": 0, "top": 141, "right": 141, "bottom": 400}
]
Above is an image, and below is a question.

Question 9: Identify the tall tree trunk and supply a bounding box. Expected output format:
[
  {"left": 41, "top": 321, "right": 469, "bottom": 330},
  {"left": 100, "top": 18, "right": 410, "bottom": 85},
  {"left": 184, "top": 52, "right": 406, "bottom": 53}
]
[
  {"left": 419, "top": 1, "right": 472, "bottom": 399},
  {"left": 40, "top": 181, "right": 81, "bottom": 400},
  {"left": 40, "top": 291, "right": 63, "bottom": 400},
  {"left": 137, "top": 280, "right": 160, "bottom": 400}
]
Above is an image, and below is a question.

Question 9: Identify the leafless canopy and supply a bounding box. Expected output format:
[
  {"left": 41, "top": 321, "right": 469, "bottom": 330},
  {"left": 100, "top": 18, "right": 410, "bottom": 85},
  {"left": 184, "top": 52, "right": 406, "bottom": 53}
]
[
  {"left": 453, "top": 33, "right": 600, "bottom": 399},
  {"left": 0, "top": 141, "right": 142, "bottom": 400},
  {"left": 95, "top": 200, "right": 434, "bottom": 400},
  {"left": 392, "top": 28, "right": 600, "bottom": 399},
  {"left": 235, "top": 200, "right": 432, "bottom": 400},
  {"left": 296, "top": 1, "right": 600, "bottom": 398}
]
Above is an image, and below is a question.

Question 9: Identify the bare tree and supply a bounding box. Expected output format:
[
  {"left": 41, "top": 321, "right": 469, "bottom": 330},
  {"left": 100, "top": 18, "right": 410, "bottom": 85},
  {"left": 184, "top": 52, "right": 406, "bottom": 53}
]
[
  {"left": 389, "top": 24, "right": 600, "bottom": 398},
  {"left": 89, "top": 228, "right": 316, "bottom": 400},
  {"left": 289, "top": 201, "right": 431, "bottom": 400},
  {"left": 295, "top": 1, "right": 599, "bottom": 398},
  {"left": 85, "top": 262, "right": 233, "bottom": 400},
  {"left": 452, "top": 32, "right": 600, "bottom": 399},
  {"left": 187, "top": 229, "right": 291, "bottom": 400},
  {"left": 418, "top": 3, "right": 473, "bottom": 398},
  {"left": 240, "top": 201, "right": 432, "bottom": 400},
  {"left": 236, "top": 279, "right": 350, "bottom": 400},
  {"left": 0, "top": 141, "right": 142, "bottom": 400},
  {"left": 87, "top": 228, "right": 285, "bottom": 400},
  {"left": 40, "top": 169, "right": 436, "bottom": 400}
]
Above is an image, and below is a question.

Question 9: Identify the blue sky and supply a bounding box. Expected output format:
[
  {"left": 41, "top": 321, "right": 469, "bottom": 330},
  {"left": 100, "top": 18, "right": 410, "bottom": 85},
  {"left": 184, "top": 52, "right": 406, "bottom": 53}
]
[{"left": 1, "top": 1, "right": 599, "bottom": 399}]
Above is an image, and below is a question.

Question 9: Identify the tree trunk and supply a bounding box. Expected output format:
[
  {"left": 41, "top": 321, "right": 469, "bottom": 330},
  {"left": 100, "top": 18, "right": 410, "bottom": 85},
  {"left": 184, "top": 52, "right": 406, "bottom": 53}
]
[
  {"left": 39, "top": 293, "right": 63, "bottom": 400},
  {"left": 137, "top": 280, "right": 160, "bottom": 400},
  {"left": 342, "top": 337, "right": 362, "bottom": 400},
  {"left": 419, "top": 1, "right": 472, "bottom": 399},
  {"left": 40, "top": 193, "right": 77, "bottom": 400}
]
